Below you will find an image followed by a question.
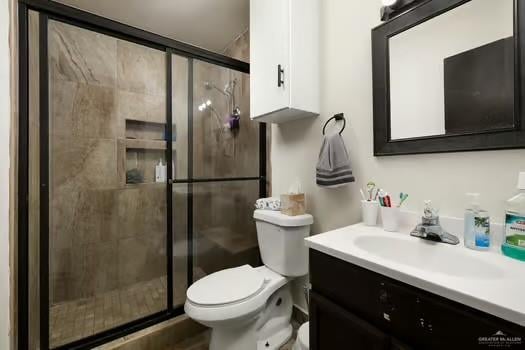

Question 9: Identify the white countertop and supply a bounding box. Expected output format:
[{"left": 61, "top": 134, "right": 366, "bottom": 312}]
[{"left": 305, "top": 222, "right": 525, "bottom": 327}]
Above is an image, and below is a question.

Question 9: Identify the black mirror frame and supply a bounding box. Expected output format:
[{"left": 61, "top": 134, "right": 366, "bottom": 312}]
[{"left": 372, "top": 0, "right": 525, "bottom": 156}]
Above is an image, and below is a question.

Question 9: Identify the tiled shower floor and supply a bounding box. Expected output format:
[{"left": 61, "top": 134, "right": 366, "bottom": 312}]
[{"left": 50, "top": 276, "right": 186, "bottom": 347}]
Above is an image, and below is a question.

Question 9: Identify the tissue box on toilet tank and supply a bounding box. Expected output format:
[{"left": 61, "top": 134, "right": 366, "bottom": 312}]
[{"left": 280, "top": 193, "right": 306, "bottom": 216}]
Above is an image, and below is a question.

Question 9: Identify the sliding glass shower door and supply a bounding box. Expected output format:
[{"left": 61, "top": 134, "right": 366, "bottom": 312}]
[{"left": 47, "top": 20, "right": 169, "bottom": 347}]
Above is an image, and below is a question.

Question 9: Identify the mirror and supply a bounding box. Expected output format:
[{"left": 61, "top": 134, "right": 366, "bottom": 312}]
[
  {"left": 389, "top": 0, "right": 514, "bottom": 140},
  {"left": 373, "top": 0, "right": 525, "bottom": 155}
]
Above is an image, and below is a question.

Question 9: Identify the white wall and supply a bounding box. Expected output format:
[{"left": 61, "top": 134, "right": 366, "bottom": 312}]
[
  {"left": 390, "top": 0, "right": 513, "bottom": 140},
  {"left": 0, "top": 0, "right": 11, "bottom": 347},
  {"left": 272, "top": 0, "right": 525, "bottom": 310}
]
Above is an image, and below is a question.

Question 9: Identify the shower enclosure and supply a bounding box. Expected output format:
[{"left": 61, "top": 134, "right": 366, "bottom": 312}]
[{"left": 18, "top": 1, "right": 266, "bottom": 349}]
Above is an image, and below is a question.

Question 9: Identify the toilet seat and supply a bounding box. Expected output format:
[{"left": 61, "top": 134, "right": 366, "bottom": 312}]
[
  {"left": 187, "top": 265, "right": 266, "bottom": 306},
  {"left": 185, "top": 266, "right": 288, "bottom": 325}
]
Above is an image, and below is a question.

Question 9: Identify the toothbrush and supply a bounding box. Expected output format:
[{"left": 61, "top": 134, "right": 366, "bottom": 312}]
[
  {"left": 398, "top": 193, "right": 408, "bottom": 208},
  {"left": 359, "top": 189, "right": 366, "bottom": 201},
  {"left": 366, "top": 181, "right": 376, "bottom": 201},
  {"left": 384, "top": 195, "right": 392, "bottom": 208},
  {"left": 378, "top": 189, "right": 387, "bottom": 207},
  {"left": 373, "top": 188, "right": 380, "bottom": 201}
]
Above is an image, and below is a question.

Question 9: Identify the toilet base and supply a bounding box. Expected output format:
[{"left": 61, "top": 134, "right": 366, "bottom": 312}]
[
  {"left": 256, "top": 324, "right": 292, "bottom": 350},
  {"left": 209, "top": 285, "right": 293, "bottom": 350}
]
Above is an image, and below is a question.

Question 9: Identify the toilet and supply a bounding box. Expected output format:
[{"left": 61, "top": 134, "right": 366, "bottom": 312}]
[{"left": 184, "top": 209, "right": 313, "bottom": 350}]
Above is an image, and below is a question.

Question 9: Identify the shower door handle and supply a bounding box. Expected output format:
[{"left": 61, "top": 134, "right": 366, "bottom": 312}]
[{"left": 277, "top": 64, "right": 284, "bottom": 87}]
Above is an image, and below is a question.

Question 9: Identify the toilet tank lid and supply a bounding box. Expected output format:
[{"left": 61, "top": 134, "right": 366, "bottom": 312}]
[{"left": 253, "top": 210, "right": 313, "bottom": 227}]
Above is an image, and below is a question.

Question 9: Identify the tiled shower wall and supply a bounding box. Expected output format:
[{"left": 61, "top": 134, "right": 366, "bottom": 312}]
[
  {"left": 191, "top": 30, "right": 262, "bottom": 279},
  {"left": 49, "top": 20, "right": 168, "bottom": 304}
]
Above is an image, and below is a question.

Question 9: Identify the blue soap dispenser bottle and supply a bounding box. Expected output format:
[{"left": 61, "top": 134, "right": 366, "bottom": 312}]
[{"left": 464, "top": 193, "right": 480, "bottom": 249}]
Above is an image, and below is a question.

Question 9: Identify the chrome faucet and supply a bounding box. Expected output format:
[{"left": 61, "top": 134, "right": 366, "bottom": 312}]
[{"left": 410, "top": 201, "right": 459, "bottom": 245}]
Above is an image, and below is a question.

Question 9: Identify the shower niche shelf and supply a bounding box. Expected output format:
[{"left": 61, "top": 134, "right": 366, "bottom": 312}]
[
  {"left": 125, "top": 119, "right": 167, "bottom": 140},
  {"left": 125, "top": 139, "right": 167, "bottom": 150},
  {"left": 118, "top": 118, "right": 172, "bottom": 187}
]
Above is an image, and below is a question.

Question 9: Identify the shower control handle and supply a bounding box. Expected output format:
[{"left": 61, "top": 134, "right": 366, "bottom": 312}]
[{"left": 277, "top": 64, "right": 285, "bottom": 87}]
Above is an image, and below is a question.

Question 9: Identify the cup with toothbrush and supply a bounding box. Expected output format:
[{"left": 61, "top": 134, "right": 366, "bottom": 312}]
[
  {"left": 378, "top": 191, "right": 408, "bottom": 232},
  {"left": 360, "top": 182, "right": 380, "bottom": 226}
]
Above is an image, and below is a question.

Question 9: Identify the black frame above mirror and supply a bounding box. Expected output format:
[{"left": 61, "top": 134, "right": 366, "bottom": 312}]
[{"left": 372, "top": 0, "right": 525, "bottom": 156}]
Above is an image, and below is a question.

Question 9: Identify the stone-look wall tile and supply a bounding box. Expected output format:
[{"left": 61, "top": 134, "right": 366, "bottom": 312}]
[
  {"left": 54, "top": 184, "right": 113, "bottom": 249},
  {"left": 51, "top": 247, "right": 73, "bottom": 302},
  {"left": 172, "top": 55, "right": 189, "bottom": 180},
  {"left": 192, "top": 60, "right": 258, "bottom": 179},
  {"left": 51, "top": 137, "right": 117, "bottom": 190},
  {"left": 117, "top": 186, "right": 166, "bottom": 240},
  {"left": 117, "top": 90, "right": 165, "bottom": 124},
  {"left": 51, "top": 79, "right": 118, "bottom": 139},
  {"left": 51, "top": 188, "right": 119, "bottom": 302},
  {"left": 50, "top": 136, "right": 119, "bottom": 302},
  {"left": 118, "top": 233, "right": 166, "bottom": 288},
  {"left": 49, "top": 20, "right": 117, "bottom": 87},
  {"left": 117, "top": 40, "right": 166, "bottom": 96},
  {"left": 172, "top": 186, "right": 188, "bottom": 306},
  {"left": 28, "top": 10, "right": 42, "bottom": 347},
  {"left": 69, "top": 241, "right": 119, "bottom": 300},
  {"left": 192, "top": 181, "right": 259, "bottom": 277}
]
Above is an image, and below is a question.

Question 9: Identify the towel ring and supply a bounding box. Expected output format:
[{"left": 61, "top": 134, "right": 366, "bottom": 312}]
[{"left": 322, "top": 113, "right": 346, "bottom": 135}]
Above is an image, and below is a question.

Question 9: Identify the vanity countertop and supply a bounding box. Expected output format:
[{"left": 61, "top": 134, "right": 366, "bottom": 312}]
[{"left": 305, "top": 223, "right": 525, "bottom": 327}]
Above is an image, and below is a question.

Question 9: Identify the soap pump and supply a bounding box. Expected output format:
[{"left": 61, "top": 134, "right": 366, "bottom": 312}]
[
  {"left": 463, "top": 193, "right": 490, "bottom": 251},
  {"left": 464, "top": 193, "right": 480, "bottom": 249}
]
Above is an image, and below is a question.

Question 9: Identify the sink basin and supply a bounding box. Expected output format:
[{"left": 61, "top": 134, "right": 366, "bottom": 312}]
[{"left": 354, "top": 235, "right": 504, "bottom": 279}]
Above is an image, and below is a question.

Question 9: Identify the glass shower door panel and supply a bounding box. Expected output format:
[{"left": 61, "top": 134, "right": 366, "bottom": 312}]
[
  {"left": 172, "top": 54, "right": 189, "bottom": 181},
  {"left": 48, "top": 20, "right": 167, "bottom": 347},
  {"left": 192, "top": 60, "right": 259, "bottom": 179},
  {"left": 172, "top": 184, "right": 188, "bottom": 307},
  {"left": 192, "top": 180, "right": 260, "bottom": 281},
  {"left": 172, "top": 54, "right": 190, "bottom": 307}
]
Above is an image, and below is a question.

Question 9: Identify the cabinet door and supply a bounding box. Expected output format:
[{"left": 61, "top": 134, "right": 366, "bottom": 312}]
[
  {"left": 413, "top": 293, "right": 525, "bottom": 350},
  {"left": 250, "top": 0, "right": 290, "bottom": 118},
  {"left": 310, "top": 292, "right": 391, "bottom": 350}
]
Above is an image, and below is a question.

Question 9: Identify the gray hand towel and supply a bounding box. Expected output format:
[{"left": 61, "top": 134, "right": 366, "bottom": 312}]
[{"left": 316, "top": 133, "right": 355, "bottom": 187}]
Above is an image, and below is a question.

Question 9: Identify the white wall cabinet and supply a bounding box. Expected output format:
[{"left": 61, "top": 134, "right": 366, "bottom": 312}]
[{"left": 250, "top": 0, "right": 319, "bottom": 123}]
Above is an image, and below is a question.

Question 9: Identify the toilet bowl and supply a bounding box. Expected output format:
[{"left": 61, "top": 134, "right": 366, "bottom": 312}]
[
  {"left": 184, "top": 209, "right": 313, "bottom": 350},
  {"left": 292, "top": 322, "right": 309, "bottom": 350}
]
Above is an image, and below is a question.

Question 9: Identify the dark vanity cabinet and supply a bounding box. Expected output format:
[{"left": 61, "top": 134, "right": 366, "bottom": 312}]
[{"left": 309, "top": 250, "right": 525, "bottom": 349}]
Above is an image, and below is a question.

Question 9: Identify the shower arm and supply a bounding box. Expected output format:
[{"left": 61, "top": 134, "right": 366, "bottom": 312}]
[{"left": 208, "top": 81, "right": 238, "bottom": 113}]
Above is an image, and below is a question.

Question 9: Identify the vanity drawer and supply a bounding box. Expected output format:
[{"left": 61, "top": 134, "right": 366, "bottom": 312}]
[{"left": 309, "top": 250, "right": 525, "bottom": 349}]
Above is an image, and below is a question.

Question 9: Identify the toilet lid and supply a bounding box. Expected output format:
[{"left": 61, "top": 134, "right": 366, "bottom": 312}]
[{"left": 187, "top": 265, "right": 266, "bottom": 306}]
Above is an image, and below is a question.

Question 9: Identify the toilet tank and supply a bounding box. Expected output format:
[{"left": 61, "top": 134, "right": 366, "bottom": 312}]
[{"left": 253, "top": 210, "right": 314, "bottom": 277}]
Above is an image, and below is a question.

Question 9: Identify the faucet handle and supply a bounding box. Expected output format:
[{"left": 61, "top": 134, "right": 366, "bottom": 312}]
[{"left": 423, "top": 200, "right": 439, "bottom": 219}]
